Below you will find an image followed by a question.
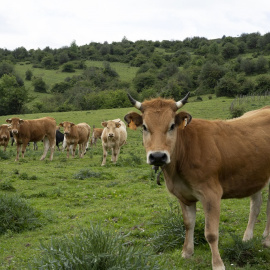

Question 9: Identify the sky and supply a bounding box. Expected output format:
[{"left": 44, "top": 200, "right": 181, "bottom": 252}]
[{"left": 1, "top": 0, "right": 270, "bottom": 51}]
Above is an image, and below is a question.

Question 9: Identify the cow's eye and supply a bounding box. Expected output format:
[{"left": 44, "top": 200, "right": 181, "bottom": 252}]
[
  {"left": 169, "top": 123, "right": 175, "bottom": 131},
  {"left": 142, "top": 124, "right": 148, "bottom": 132}
]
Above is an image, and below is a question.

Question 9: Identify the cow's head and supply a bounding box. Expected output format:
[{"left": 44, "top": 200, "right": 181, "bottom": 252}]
[
  {"left": 6, "top": 118, "right": 24, "bottom": 135},
  {"left": 59, "top": 122, "right": 74, "bottom": 135},
  {"left": 124, "top": 93, "right": 192, "bottom": 166},
  {"left": 102, "top": 120, "right": 121, "bottom": 139}
]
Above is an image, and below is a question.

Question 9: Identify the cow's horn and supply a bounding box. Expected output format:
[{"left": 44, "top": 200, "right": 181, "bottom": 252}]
[
  {"left": 175, "top": 92, "right": 190, "bottom": 109},
  {"left": 127, "top": 93, "right": 142, "bottom": 111}
]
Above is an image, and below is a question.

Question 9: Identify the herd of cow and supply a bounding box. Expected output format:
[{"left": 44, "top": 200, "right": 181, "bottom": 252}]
[
  {"left": 0, "top": 117, "right": 127, "bottom": 165},
  {"left": 1, "top": 92, "right": 270, "bottom": 270}
]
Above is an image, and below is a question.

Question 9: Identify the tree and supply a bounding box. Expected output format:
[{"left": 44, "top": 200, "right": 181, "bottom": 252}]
[
  {"left": 221, "top": 43, "right": 239, "bottom": 59},
  {"left": 216, "top": 75, "right": 239, "bottom": 97},
  {"left": 199, "top": 62, "right": 226, "bottom": 89},
  {"left": 0, "top": 74, "right": 28, "bottom": 115},
  {"left": 0, "top": 61, "right": 14, "bottom": 78}
]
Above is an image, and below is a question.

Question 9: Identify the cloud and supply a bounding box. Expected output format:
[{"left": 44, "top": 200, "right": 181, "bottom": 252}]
[{"left": 0, "top": 0, "right": 270, "bottom": 50}]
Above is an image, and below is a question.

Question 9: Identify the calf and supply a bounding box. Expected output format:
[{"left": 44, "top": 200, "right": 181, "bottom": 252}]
[
  {"left": 59, "top": 122, "right": 90, "bottom": 158},
  {"left": 0, "top": 124, "right": 10, "bottom": 151},
  {"left": 101, "top": 119, "right": 127, "bottom": 166},
  {"left": 90, "top": 126, "right": 103, "bottom": 146},
  {"left": 6, "top": 117, "right": 56, "bottom": 161}
]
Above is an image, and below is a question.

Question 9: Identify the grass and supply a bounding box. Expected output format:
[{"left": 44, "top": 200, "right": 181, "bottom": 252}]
[{"left": 0, "top": 98, "right": 269, "bottom": 269}]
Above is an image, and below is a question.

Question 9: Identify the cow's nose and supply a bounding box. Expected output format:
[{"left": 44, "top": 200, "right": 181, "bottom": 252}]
[
  {"left": 108, "top": 133, "right": 114, "bottom": 137},
  {"left": 148, "top": 152, "right": 168, "bottom": 166},
  {"left": 12, "top": 129, "right": 18, "bottom": 134}
]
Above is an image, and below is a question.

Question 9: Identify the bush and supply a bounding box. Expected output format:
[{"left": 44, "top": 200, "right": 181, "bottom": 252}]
[
  {"left": 31, "top": 224, "right": 162, "bottom": 270},
  {"left": 32, "top": 77, "right": 47, "bottom": 93},
  {"left": 0, "top": 193, "right": 43, "bottom": 234}
]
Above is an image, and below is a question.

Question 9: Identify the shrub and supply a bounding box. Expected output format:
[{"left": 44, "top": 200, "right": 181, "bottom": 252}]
[
  {"left": 0, "top": 193, "right": 43, "bottom": 234},
  {"left": 31, "top": 224, "right": 162, "bottom": 269},
  {"left": 32, "top": 77, "right": 47, "bottom": 93},
  {"left": 230, "top": 106, "right": 245, "bottom": 118}
]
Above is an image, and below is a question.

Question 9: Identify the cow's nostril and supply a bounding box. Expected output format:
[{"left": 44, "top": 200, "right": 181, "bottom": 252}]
[{"left": 149, "top": 152, "right": 168, "bottom": 166}]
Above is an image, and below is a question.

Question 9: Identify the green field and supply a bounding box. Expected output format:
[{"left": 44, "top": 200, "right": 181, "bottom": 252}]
[{"left": 1, "top": 99, "right": 270, "bottom": 269}]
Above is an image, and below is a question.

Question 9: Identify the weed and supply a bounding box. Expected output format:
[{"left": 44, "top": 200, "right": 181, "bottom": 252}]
[
  {"left": 222, "top": 234, "right": 270, "bottom": 267},
  {"left": 30, "top": 223, "right": 163, "bottom": 270},
  {"left": 19, "top": 172, "right": 29, "bottom": 180},
  {"left": 0, "top": 150, "right": 10, "bottom": 160},
  {"left": 0, "top": 193, "right": 43, "bottom": 235},
  {"left": 0, "top": 181, "right": 16, "bottom": 191},
  {"left": 73, "top": 169, "right": 102, "bottom": 180},
  {"left": 151, "top": 201, "right": 206, "bottom": 253}
]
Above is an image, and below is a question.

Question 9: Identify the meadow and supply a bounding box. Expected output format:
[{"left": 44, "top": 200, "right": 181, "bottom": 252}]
[{"left": 1, "top": 97, "right": 270, "bottom": 269}]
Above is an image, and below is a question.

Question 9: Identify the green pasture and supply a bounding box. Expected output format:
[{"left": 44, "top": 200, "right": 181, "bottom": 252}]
[{"left": 1, "top": 98, "right": 270, "bottom": 269}]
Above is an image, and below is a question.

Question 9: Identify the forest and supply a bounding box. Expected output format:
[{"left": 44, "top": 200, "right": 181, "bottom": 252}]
[{"left": 1, "top": 32, "right": 270, "bottom": 115}]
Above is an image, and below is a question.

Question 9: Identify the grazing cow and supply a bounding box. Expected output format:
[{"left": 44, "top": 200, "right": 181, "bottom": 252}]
[
  {"left": 0, "top": 124, "right": 10, "bottom": 151},
  {"left": 59, "top": 122, "right": 90, "bottom": 158},
  {"left": 6, "top": 117, "right": 56, "bottom": 161},
  {"left": 101, "top": 119, "right": 127, "bottom": 166},
  {"left": 124, "top": 93, "right": 270, "bottom": 270},
  {"left": 56, "top": 129, "right": 64, "bottom": 150},
  {"left": 90, "top": 125, "right": 103, "bottom": 146}
]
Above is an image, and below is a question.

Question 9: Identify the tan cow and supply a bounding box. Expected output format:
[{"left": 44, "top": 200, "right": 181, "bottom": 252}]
[
  {"left": 59, "top": 122, "right": 90, "bottom": 158},
  {"left": 101, "top": 119, "right": 127, "bottom": 166},
  {"left": 6, "top": 117, "right": 56, "bottom": 161},
  {"left": 90, "top": 126, "right": 103, "bottom": 146},
  {"left": 0, "top": 124, "right": 10, "bottom": 151},
  {"left": 124, "top": 93, "right": 270, "bottom": 270}
]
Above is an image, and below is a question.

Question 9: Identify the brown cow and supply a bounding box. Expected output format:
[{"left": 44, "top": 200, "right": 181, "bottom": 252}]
[
  {"left": 101, "top": 119, "right": 127, "bottom": 166},
  {"left": 124, "top": 93, "right": 270, "bottom": 270},
  {"left": 90, "top": 126, "right": 103, "bottom": 146},
  {"left": 59, "top": 122, "right": 90, "bottom": 158},
  {"left": 0, "top": 124, "right": 10, "bottom": 151},
  {"left": 6, "top": 117, "right": 56, "bottom": 161}
]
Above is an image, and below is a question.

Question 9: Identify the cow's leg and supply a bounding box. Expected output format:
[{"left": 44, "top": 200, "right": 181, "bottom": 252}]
[
  {"left": 41, "top": 138, "right": 50, "bottom": 160},
  {"left": 179, "top": 200, "right": 196, "bottom": 258},
  {"left": 49, "top": 138, "right": 55, "bottom": 161},
  {"left": 243, "top": 191, "right": 262, "bottom": 241},
  {"left": 72, "top": 143, "right": 77, "bottom": 157},
  {"left": 21, "top": 142, "right": 28, "bottom": 159},
  {"left": 263, "top": 183, "right": 270, "bottom": 247},
  {"left": 101, "top": 146, "right": 108, "bottom": 166},
  {"left": 15, "top": 144, "right": 21, "bottom": 161},
  {"left": 201, "top": 190, "right": 224, "bottom": 270},
  {"left": 112, "top": 145, "right": 120, "bottom": 163}
]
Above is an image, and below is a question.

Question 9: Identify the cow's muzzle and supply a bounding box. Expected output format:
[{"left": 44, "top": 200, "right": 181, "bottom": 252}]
[
  {"left": 147, "top": 151, "right": 170, "bottom": 166},
  {"left": 108, "top": 133, "right": 114, "bottom": 138},
  {"left": 12, "top": 129, "right": 18, "bottom": 134}
]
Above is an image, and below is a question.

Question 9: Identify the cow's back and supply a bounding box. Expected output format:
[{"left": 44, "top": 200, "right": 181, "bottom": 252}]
[{"left": 18, "top": 117, "right": 56, "bottom": 142}]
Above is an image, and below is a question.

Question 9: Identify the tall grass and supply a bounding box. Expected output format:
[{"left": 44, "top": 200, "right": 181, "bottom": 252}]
[{"left": 30, "top": 223, "right": 163, "bottom": 270}]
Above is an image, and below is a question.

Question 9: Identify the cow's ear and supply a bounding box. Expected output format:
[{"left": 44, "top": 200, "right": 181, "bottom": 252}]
[
  {"left": 101, "top": 121, "right": 108, "bottom": 127},
  {"left": 115, "top": 122, "right": 121, "bottom": 128},
  {"left": 6, "top": 119, "right": 11, "bottom": 123},
  {"left": 59, "top": 122, "right": 63, "bottom": 127},
  {"left": 70, "top": 123, "right": 75, "bottom": 127},
  {"left": 175, "top": 112, "right": 192, "bottom": 130},
  {"left": 19, "top": 119, "right": 24, "bottom": 124},
  {"left": 124, "top": 112, "right": 143, "bottom": 130}
]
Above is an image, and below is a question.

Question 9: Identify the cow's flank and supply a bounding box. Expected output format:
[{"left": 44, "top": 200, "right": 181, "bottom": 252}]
[
  {"left": 6, "top": 117, "right": 56, "bottom": 161},
  {"left": 125, "top": 93, "right": 270, "bottom": 270}
]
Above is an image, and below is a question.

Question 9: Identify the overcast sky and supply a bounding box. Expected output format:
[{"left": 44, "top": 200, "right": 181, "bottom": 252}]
[{"left": 1, "top": 0, "right": 270, "bottom": 50}]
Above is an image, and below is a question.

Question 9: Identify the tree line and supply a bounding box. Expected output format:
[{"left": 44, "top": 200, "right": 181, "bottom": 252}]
[{"left": 1, "top": 32, "right": 270, "bottom": 114}]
